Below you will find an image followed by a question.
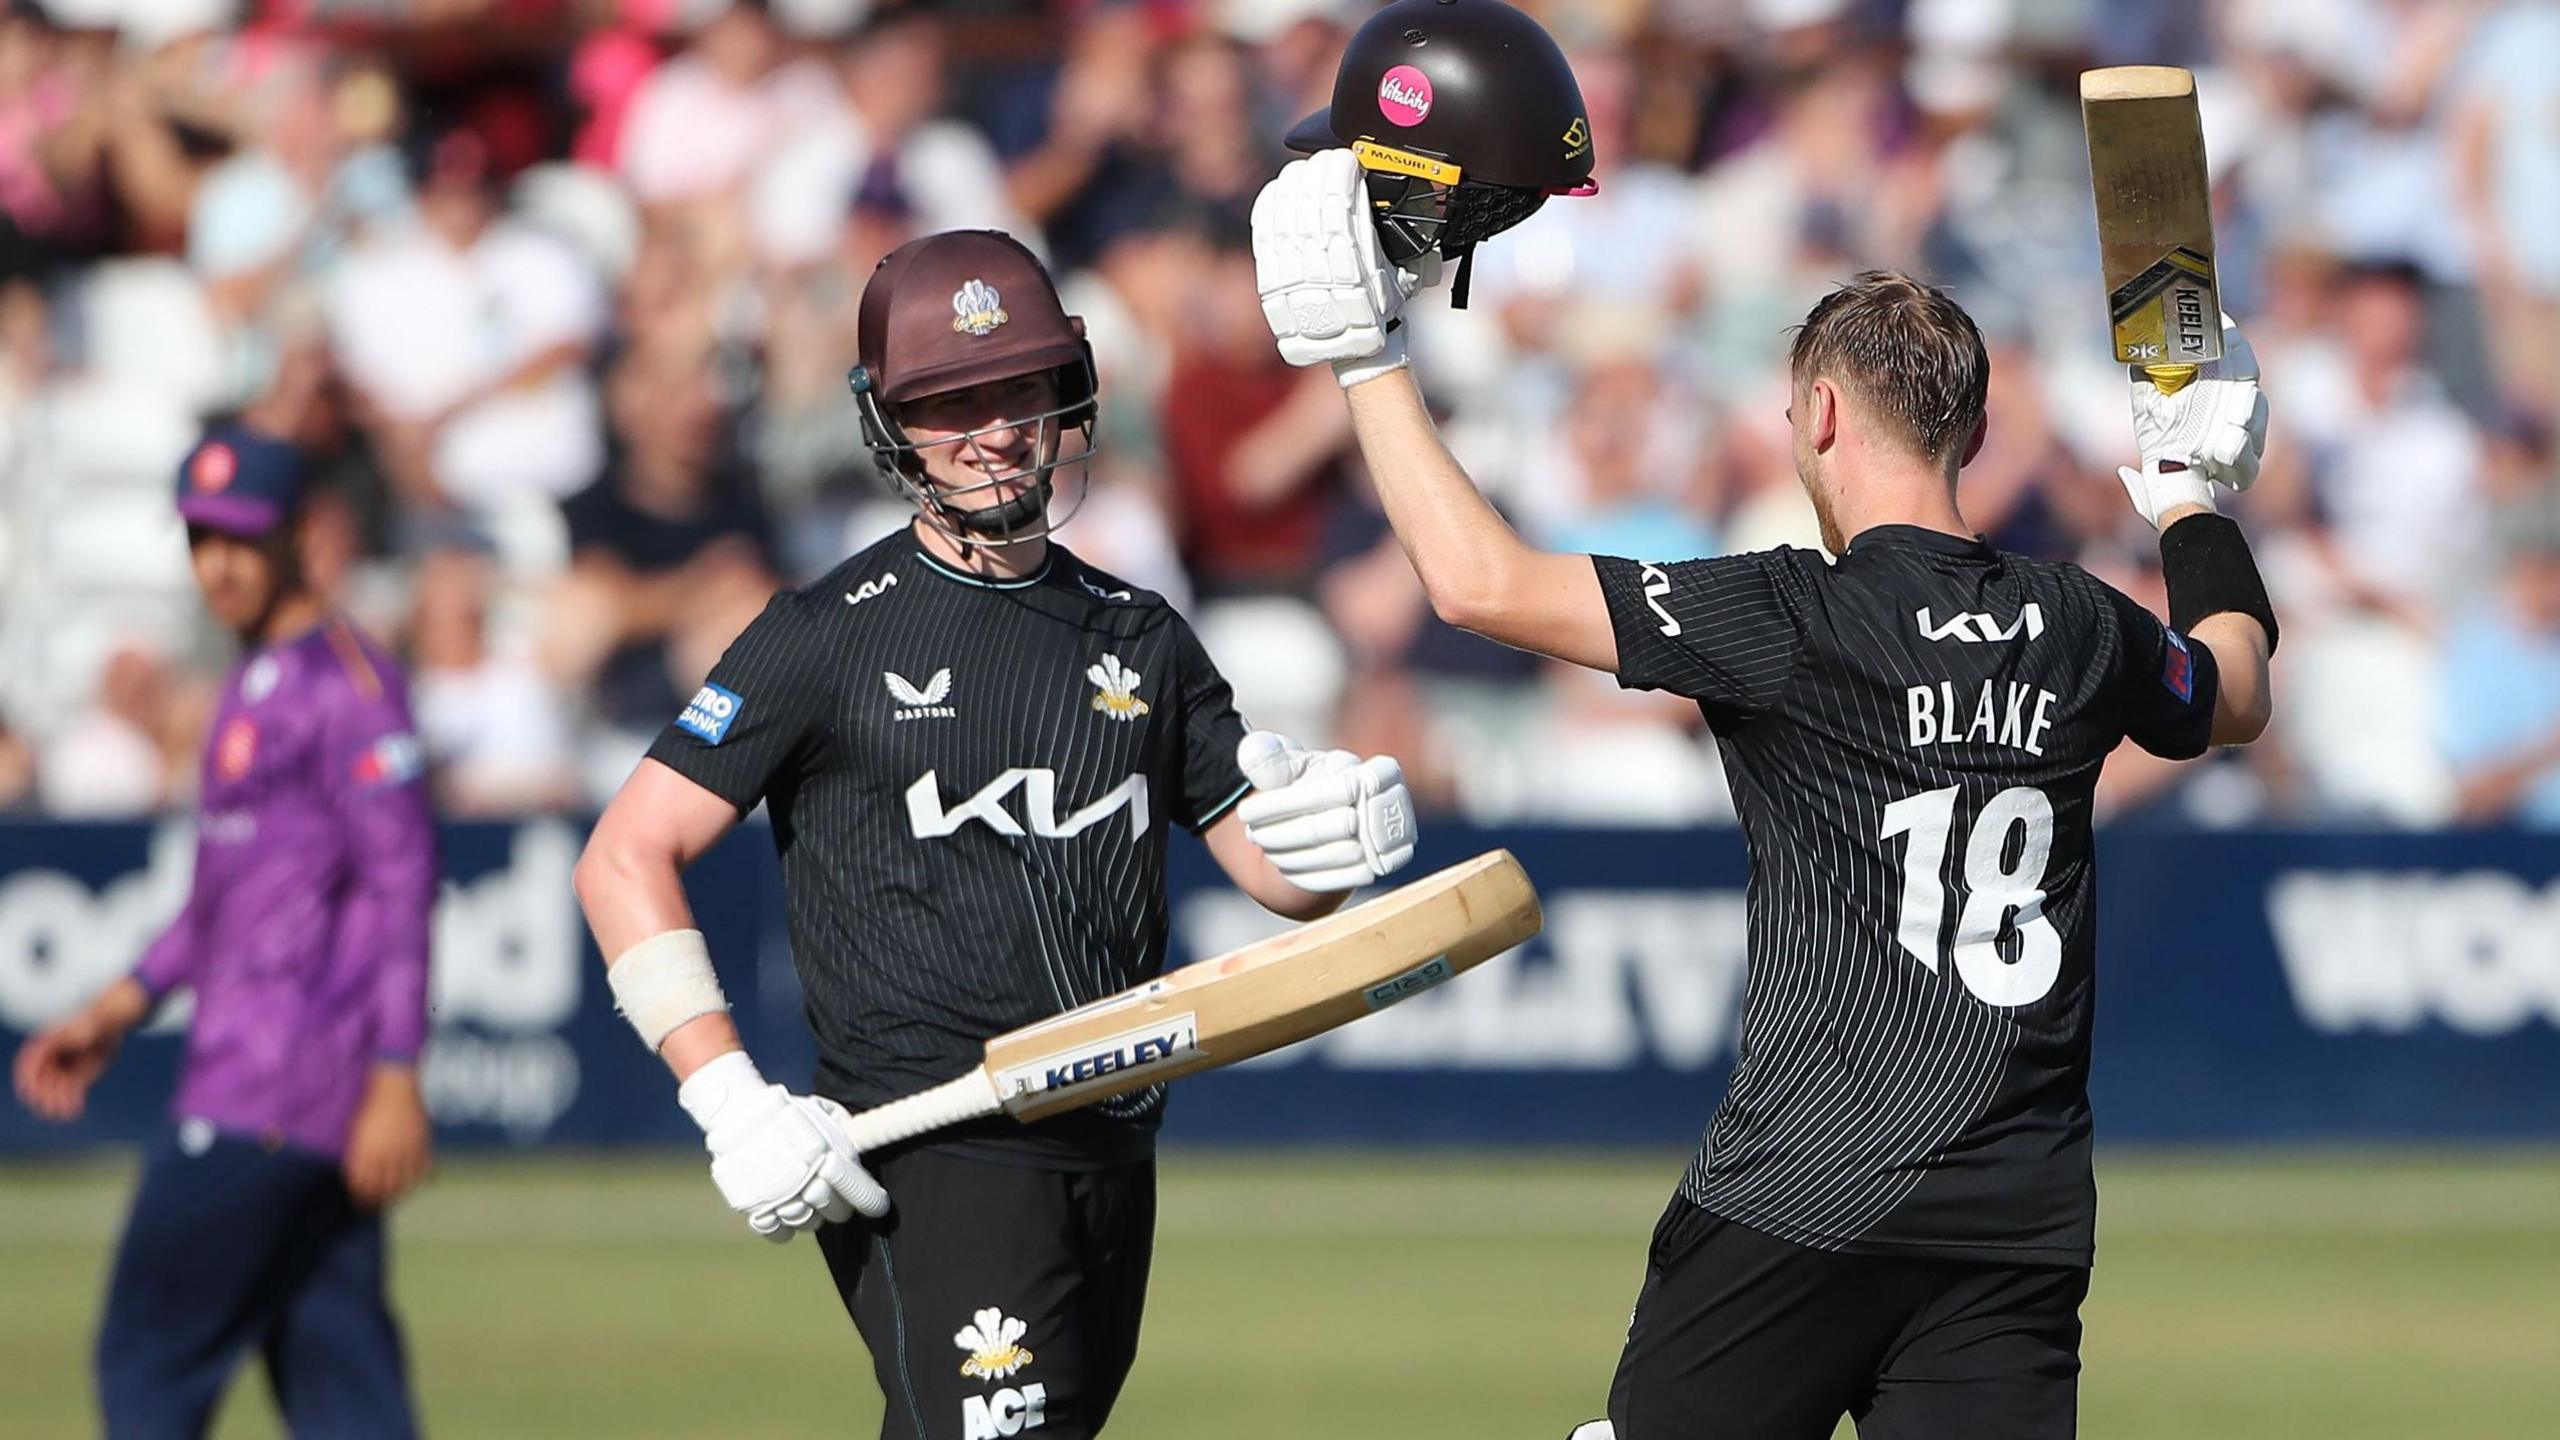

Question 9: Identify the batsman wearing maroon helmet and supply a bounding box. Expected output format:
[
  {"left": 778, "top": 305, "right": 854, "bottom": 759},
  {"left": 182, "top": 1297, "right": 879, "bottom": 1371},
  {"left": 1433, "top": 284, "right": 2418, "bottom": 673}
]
[{"left": 573, "top": 229, "right": 1423, "bottom": 1438}]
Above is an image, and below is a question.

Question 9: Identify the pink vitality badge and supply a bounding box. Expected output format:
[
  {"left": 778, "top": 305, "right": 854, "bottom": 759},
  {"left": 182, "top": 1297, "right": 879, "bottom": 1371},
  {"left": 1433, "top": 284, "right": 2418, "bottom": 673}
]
[{"left": 1377, "top": 65, "right": 1433, "bottom": 127}]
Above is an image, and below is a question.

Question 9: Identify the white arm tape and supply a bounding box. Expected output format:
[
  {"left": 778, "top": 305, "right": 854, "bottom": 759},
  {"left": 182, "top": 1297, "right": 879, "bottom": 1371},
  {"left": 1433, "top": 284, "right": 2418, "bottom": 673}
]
[{"left": 606, "top": 929, "right": 729, "bottom": 1052}]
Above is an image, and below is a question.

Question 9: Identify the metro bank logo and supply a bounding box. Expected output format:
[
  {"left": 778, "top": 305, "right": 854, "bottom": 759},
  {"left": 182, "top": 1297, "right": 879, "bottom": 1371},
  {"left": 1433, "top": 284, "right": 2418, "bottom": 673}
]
[{"left": 676, "top": 684, "right": 743, "bottom": 745}]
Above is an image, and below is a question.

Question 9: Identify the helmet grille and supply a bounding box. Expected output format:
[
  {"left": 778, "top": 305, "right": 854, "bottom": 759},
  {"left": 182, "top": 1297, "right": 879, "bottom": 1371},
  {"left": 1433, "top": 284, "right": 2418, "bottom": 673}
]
[
  {"left": 1444, "top": 180, "right": 1550, "bottom": 251},
  {"left": 1365, "top": 170, "right": 1550, "bottom": 270}
]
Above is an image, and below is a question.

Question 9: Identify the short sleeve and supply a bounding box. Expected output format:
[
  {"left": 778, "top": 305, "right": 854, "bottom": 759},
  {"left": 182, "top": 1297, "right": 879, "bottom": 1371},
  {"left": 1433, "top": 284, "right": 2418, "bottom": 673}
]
[
  {"left": 645, "top": 593, "right": 831, "bottom": 813},
  {"left": 2103, "top": 584, "right": 2221, "bottom": 760},
  {"left": 1592, "top": 551, "right": 1812, "bottom": 722},
  {"left": 1166, "top": 614, "right": 1251, "bottom": 834}
]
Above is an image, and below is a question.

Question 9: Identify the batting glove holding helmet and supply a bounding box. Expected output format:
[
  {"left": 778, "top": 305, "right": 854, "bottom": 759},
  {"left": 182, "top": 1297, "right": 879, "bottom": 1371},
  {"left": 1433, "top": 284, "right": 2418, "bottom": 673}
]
[{"left": 1252, "top": 150, "right": 1435, "bottom": 389}]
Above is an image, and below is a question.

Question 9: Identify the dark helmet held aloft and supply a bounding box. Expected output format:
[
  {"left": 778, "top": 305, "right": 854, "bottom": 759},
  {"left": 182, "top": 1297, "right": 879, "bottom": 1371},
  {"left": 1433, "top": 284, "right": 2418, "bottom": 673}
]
[
  {"left": 1285, "top": 0, "right": 1596, "bottom": 306},
  {"left": 847, "top": 229, "right": 1099, "bottom": 546}
]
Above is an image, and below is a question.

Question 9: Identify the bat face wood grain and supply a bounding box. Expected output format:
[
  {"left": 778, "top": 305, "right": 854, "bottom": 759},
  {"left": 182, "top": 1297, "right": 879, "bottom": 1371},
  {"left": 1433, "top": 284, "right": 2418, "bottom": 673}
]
[
  {"left": 984, "top": 851, "right": 1543, "bottom": 1121},
  {"left": 2083, "top": 65, "right": 2221, "bottom": 370}
]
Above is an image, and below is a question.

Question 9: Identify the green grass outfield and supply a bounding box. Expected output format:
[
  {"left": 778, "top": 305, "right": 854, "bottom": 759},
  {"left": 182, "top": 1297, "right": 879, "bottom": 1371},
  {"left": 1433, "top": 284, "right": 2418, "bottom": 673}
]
[{"left": 4, "top": 1150, "right": 2557, "bottom": 1439}]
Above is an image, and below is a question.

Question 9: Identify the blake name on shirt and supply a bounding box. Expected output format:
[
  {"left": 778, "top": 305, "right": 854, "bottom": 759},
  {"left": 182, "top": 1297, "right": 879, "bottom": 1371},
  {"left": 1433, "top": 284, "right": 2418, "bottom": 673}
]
[{"left": 1906, "top": 679, "right": 2060, "bottom": 757}]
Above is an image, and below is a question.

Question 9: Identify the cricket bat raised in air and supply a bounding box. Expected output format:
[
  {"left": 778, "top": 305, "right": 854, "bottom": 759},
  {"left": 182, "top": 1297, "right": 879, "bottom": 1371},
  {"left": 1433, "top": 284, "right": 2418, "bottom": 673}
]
[
  {"left": 827, "top": 851, "right": 1542, "bottom": 1154},
  {"left": 2081, "top": 65, "right": 2221, "bottom": 395}
]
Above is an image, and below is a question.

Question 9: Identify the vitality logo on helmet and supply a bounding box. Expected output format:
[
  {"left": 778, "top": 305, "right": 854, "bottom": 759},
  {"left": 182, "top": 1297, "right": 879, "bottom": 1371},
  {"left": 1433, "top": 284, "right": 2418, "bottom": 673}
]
[{"left": 1377, "top": 65, "right": 1433, "bottom": 126}]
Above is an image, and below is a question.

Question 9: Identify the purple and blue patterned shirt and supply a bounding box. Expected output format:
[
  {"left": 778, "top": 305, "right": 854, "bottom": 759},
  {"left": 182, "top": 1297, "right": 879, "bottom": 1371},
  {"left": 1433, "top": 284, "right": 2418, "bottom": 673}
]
[{"left": 133, "top": 620, "right": 437, "bottom": 1158}]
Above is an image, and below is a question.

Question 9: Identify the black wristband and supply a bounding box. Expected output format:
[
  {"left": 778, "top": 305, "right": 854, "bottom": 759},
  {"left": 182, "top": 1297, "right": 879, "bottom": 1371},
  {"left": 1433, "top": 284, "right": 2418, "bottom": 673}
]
[{"left": 2159, "top": 512, "right": 2278, "bottom": 655}]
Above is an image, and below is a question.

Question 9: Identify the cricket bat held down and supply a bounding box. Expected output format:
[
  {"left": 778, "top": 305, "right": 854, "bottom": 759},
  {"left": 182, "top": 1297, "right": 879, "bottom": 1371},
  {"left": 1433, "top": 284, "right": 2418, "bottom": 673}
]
[{"left": 828, "top": 851, "right": 1543, "bottom": 1153}]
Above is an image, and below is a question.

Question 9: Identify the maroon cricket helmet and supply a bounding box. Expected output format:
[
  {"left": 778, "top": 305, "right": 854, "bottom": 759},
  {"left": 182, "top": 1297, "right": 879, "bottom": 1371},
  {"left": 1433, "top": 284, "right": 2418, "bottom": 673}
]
[
  {"left": 851, "top": 229, "right": 1096, "bottom": 411},
  {"left": 846, "top": 230, "right": 1099, "bottom": 543}
]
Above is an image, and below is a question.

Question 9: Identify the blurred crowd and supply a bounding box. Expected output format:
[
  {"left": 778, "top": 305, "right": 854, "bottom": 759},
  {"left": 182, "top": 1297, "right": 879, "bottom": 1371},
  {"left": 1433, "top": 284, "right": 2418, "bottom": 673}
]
[{"left": 0, "top": 0, "right": 2556, "bottom": 828}]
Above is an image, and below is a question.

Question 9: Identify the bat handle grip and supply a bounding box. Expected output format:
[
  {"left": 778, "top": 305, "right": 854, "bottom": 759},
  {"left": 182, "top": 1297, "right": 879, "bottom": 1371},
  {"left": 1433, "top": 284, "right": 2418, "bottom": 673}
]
[
  {"left": 832, "top": 1069, "right": 1006, "bottom": 1154},
  {"left": 2143, "top": 363, "right": 2200, "bottom": 395}
]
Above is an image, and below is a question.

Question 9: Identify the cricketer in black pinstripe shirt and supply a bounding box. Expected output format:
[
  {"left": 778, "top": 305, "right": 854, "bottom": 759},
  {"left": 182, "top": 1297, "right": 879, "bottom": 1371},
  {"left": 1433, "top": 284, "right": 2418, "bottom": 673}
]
[
  {"left": 1595, "top": 532, "right": 2213, "bottom": 1270},
  {"left": 1253, "top": 206, "right": 2277, "bottom": 1434},
  {"left": 647, "top": 532, "right": 1254, "bottom": 1169},
  {"left": 579, "top": 229, "right": 1423, "bottom": 1440}
]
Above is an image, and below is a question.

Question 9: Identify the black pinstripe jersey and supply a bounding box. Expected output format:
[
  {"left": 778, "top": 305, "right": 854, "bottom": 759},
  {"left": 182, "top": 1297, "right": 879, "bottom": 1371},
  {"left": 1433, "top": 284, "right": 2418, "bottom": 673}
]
[
  {"left": 1596, "top": 526, "right": 2220, "bottom": 1266},
  {"left": 648, "top": 533, "right": 1251, "bottom": 1168}
]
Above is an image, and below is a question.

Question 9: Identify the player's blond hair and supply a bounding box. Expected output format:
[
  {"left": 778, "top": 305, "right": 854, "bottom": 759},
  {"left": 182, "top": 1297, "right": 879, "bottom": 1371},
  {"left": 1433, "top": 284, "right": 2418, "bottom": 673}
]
[{"left": 1788, "top": 271, "right": 1991, "bottom": 464}]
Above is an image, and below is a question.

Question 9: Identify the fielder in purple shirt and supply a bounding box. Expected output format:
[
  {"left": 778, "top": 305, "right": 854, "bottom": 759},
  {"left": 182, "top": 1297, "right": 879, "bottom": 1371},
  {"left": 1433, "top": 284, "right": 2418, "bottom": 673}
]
[{"left": 10, "top": 422, "right": 436, "bottom": 1438}]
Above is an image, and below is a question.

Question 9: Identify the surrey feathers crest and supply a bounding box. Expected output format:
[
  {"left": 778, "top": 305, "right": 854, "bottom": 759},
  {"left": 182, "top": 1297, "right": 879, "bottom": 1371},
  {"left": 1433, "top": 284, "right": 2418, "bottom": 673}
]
[
  {"left": 956, "top": 1308, "right": 1034, "bottom": 1380},
  {"left": 951, "top": 279, "right": 1009, "bottom": 337},
  {"left": 1086, "top": 654, "right": 1149, "bottom": 722}
]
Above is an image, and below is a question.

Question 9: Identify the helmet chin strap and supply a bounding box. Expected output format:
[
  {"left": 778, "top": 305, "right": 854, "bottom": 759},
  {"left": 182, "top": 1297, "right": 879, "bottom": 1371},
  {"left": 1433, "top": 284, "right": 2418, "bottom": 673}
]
[
  {"left": 943, "top": 478, "right": 1055, "bottom": 545},
  {"left": 955, "top": 416, "right": 1052, "bottom": 544},
  {"left": 855, "top": 368, "right": 1102, "bottom": 550}
]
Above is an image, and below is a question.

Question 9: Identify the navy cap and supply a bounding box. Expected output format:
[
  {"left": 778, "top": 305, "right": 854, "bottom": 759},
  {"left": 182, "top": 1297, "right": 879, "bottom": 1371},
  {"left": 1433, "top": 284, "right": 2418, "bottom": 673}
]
[{"left": 175, "top": 424, "right": 304, "bottom": 539}]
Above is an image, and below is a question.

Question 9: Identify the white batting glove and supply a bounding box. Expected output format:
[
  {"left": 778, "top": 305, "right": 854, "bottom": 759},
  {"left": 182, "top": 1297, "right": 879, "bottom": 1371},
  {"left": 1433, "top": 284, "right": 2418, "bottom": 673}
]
[
  {"left": 679, "top": 1051, "right": 889, "bottom": 1243},
  {"left": 2117, "top": 314, "right": 2269, "bottom": 528},
  {"left": 1235, "top": 730, "right": 1418, "bottom": 893},
  {"left": 1250, "top": 150, "right": 1439, "bottom": 390}
]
